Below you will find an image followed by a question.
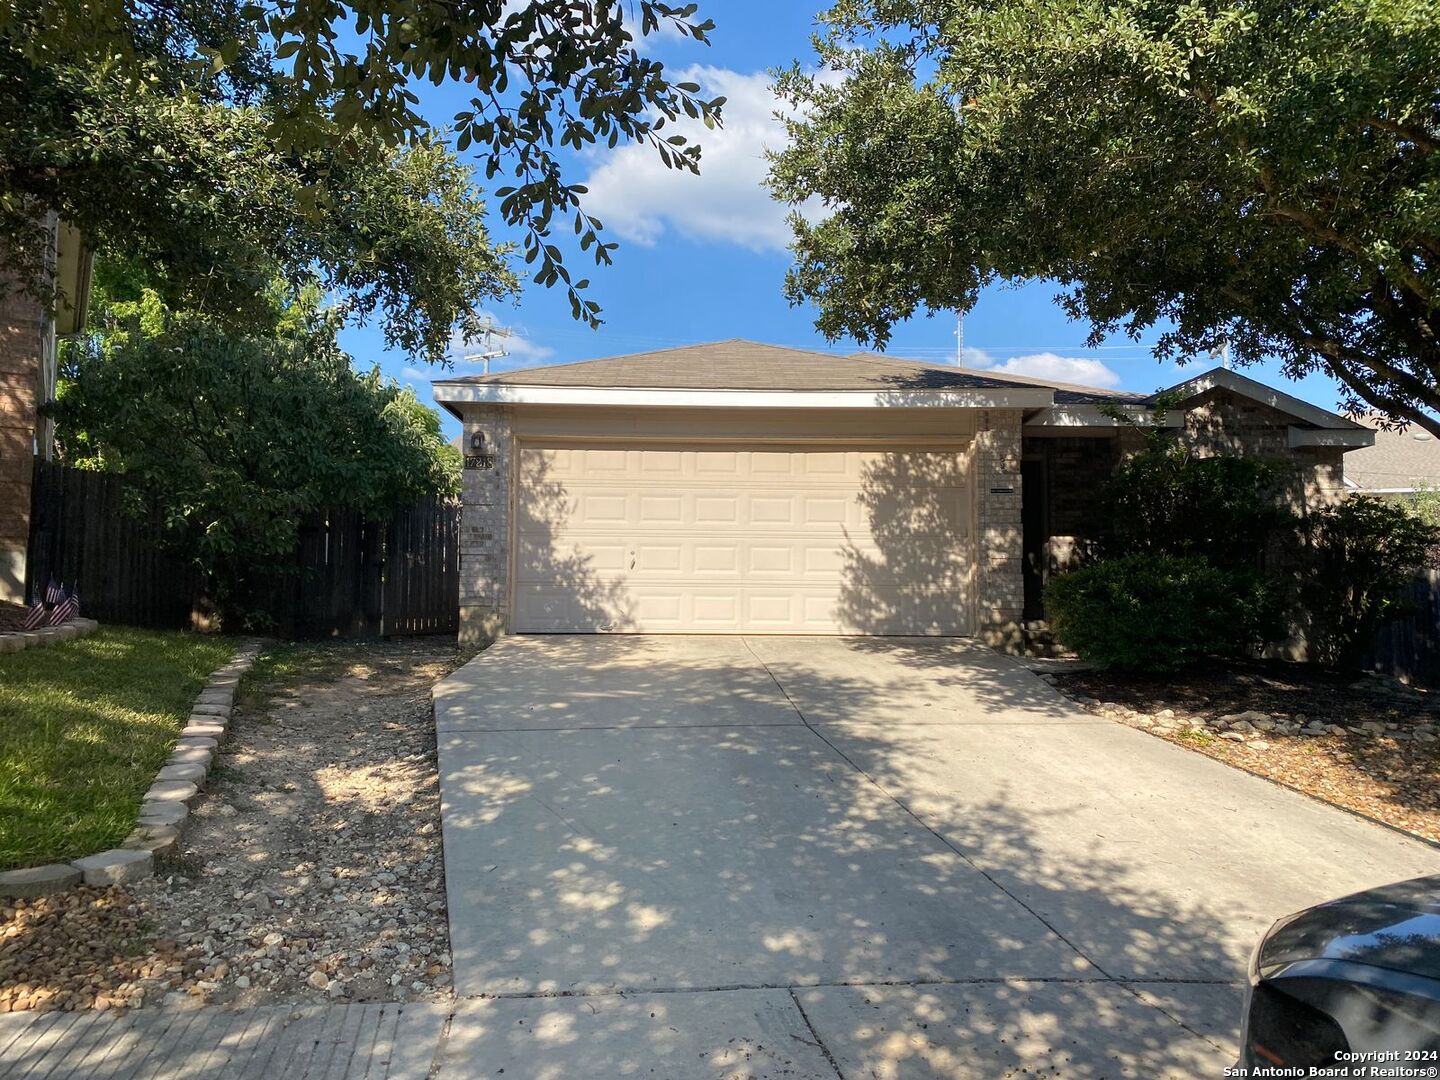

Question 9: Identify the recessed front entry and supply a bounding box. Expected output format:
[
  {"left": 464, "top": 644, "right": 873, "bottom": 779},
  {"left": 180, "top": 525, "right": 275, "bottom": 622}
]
[{"left": 512, "top": 441, "right": 975, "bottom": 634}]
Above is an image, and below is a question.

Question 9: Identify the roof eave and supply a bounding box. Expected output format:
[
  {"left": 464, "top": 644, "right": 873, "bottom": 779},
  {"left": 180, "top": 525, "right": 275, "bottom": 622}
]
[
  {"left": 1024, "top": 403, "right": 1183, "bottom": 432},
  {"left": 1288, "top": 426, "right": 1375, "bottom": 450},
  {"left": 430, "top": 384, "right": 1057, "bottom": 410},
  {"left": 1161, "top": 367, "right": 1362, "bottom": 430}
]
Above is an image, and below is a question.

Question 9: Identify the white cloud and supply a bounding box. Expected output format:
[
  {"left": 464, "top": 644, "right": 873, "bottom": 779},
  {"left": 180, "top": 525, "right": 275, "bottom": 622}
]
[
  {"left": 402, "top": 366, "right": 428, "bottom": 381},
  {"left": 620, "top": 5, "right": 694, "bottom": 52},
  {"left": 579, "top": 65, "right": 809, "bottom": 252},
  {"left": 964, "top": 347, "right": 1121, "bottom": 388}
]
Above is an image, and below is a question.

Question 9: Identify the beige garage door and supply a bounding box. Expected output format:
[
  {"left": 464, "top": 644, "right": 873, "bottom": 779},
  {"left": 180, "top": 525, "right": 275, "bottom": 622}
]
[{"left": 513, "top": 443, "right": 974, "bottom": 635}]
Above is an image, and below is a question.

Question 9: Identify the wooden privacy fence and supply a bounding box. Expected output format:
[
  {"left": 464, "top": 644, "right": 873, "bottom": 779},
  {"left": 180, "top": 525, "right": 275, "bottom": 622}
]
[
  {"left": 288, "top": 498, "right": 460, "bottom": 638},
  {"left": 1366, "top": 568, "right": 1440, "bottom": 688},
  {"left": 25, "top": 459, "right": 460, "bottom": 637},
  {"left": 25, "top": 459, "right": 199, "bottom": 628}
]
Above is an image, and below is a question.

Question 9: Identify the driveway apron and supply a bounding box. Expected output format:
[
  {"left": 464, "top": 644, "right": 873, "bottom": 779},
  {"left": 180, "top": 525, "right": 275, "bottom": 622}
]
[{"left": 433, "top": 635, "right": 1440, "bottom": 1079}]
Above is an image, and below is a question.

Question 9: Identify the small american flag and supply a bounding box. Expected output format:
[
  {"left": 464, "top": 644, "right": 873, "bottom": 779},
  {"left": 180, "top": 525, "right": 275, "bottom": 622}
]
[
  {"left": 22, "top": 601, "right": 46, "bottom": 630},
  {"left": 44, "top": 578, "right": 63, "bottom": 607},
  {"left": 49, "top": 588, "right": 79, "bottom": 625}
]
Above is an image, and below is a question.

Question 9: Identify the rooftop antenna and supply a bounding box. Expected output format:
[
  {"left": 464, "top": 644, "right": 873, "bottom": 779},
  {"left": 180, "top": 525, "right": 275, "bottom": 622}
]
[{"left": 461, "top": 318, "right": 512, "bottom": 375}]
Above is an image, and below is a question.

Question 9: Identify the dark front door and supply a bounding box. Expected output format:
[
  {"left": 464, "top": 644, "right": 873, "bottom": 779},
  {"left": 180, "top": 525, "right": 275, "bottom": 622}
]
[{"left": 1021, "top": 456, "right": 1047, "bottom": 622}]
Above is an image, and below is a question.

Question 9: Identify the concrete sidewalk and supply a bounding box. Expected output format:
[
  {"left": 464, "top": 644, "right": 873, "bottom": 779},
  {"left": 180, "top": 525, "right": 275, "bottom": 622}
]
[{"left": 0, "top": 1002, "right": 445, "bottom": 1079}]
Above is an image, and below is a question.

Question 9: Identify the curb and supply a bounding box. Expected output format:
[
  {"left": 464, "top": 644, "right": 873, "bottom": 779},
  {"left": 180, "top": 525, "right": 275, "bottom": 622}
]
[
  {"left": 0, "top": 639, "right": 265, "bottom": 898},
  {"left": 0, "top": 617, "right": 100, "bottom": 654}
]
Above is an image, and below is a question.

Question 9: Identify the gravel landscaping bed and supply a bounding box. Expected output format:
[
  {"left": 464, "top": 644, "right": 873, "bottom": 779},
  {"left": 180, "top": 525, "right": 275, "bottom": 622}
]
[
  {"left": 1050, "top": 661, "right": 1440, "bottom": 844},
  {"left": 0, "top": 637, "right": 472, "bottom": 1014}
]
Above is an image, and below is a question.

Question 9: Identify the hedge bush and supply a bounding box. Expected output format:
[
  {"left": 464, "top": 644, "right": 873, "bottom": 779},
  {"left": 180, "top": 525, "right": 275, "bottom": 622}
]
[
  {"left": 1045, "top": 554, "right": 1281, "bottom": 673},
  {"left": 1301, "top": 496, "right": 1438, "bottom": 667}
]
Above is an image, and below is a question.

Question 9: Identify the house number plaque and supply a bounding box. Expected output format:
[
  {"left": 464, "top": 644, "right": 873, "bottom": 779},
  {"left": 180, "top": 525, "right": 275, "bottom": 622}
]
[{"left": 465, "top": 453, "right": 497, "bottom": 471}]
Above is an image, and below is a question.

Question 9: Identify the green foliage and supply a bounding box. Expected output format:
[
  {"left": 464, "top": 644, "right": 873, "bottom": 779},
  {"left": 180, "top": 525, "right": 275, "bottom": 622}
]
[
  {"left": 0, "top": 53, "right": 517, "bottom": 361},
  {"left": 770, "top": 0, "right": 1440, "bottom": 433},
  {"left": 1045, "top": 555, "right": 1282, "bottom": 672},
  {"left": 51, "top": 271, "right": 460, "bottom": 621},
  {"left": 1406, "top": 485, "right": 1440, "bottom": 531},
  {"left": 2, "top": 0, "right": 723, "bottom": 329},
  {"left": 1300, "top": 495, "right": 1439, "bottom": 665},
  {"left": 1099, "top": 439, "right": 1298, "bottom": 567}
]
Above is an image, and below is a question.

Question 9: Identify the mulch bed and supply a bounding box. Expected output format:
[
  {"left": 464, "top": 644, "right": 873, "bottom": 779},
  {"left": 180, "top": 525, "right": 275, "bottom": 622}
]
[
  {"left": 0, "top": 602, "right": 28, "bottom": 634},
  {"left": 1051, "top": 660, "right": 1440, "bottom": 845}
]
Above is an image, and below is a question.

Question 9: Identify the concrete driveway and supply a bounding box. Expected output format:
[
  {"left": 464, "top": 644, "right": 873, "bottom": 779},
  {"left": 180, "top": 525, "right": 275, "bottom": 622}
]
[{"left": 431, "top": 636, "right": 1440, "bottom": 1079}]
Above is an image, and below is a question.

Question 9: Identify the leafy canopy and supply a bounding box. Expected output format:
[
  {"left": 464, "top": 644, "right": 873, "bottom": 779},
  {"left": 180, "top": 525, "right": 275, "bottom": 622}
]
[
  {"left": 3, "top": 0, "right": 724, "bottom": 332},
  {"left": 52, "top": 261, "right": 460, "bottom": 615},
  {"left": 770, "top": 0, "right": 1440, "bottom": 433}
]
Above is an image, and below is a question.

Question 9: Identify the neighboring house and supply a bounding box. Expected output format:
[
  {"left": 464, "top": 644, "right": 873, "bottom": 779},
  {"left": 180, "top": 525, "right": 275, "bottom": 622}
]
[
  {"left": 1341, "top": 417, "right": 1440, "bottom": 497},
  {"left": 0, "top": 219, "right": 92, "bottom": 603},
  {"left": 432, "top": 340, "right": 1373, "bottom": 646}
]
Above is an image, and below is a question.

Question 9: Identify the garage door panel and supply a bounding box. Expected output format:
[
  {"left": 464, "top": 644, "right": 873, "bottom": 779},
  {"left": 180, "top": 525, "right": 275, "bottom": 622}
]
[{"left": 514, "top": 444, "right": 973, "bottom": 635}]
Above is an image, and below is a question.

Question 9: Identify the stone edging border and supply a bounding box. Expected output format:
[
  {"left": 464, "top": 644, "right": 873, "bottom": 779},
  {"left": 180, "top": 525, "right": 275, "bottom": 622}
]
[
  {"left": 0, "top": 618, "right": 100, "bottom": 654},
  {"left": 0, "top": 639, "right": 265, "bottom": 897}
]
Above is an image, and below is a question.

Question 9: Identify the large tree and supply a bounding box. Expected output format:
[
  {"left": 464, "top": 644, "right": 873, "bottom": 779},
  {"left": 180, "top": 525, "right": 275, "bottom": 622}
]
[
  {"left": 52, "top": 261, "right": 462, "bottom": 620},
  {"left": 2, "top": 0, "right": 723, "bottom": 338},
  {"left": 769, "top": 0, "right": 1440, "bottom": 433}
]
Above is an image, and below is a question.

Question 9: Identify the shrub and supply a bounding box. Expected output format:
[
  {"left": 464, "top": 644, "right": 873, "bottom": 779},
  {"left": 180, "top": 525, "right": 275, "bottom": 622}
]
[
  {"left": 1098, "top": 438, "right": 1298, "bottom": 568},
  {"left": 1045, "top": 554, "right": 1282, "bottom": 673},
  {"left": 1300, "top": 496, "right": 1438, "bottom": 667}
]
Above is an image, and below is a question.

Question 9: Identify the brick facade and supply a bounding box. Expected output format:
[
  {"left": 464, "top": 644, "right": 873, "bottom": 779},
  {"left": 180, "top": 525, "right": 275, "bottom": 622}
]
[
  {"left": 1181, "top": 388, "right": 1346, "bottom": 508},
  {"left": 457, "top": 405, "right": 513, "bottom": 645},
  {"left": 0, "top": 288, "right": 43, "bottom": 603}
]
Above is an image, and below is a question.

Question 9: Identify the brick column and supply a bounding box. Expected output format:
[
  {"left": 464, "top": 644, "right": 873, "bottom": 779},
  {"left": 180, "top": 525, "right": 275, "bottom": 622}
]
[
  {"left": 974, "top": 409, "right": 1024, "bottom": 650},
  {"left": 0, "top": 290, "right": 43, "bottom": 603},
  {"left": 458, "top": 404, "right": 513, "bottom": 644}
]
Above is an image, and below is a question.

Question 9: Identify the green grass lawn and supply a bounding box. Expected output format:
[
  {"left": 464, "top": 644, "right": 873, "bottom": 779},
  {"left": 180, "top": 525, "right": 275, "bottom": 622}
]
[{"left": 0, "top": 627, "right": 234, "bottom": 870}]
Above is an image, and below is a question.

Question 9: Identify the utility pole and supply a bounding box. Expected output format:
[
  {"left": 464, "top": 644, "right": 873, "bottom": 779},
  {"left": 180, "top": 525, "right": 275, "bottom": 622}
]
[{"left": 461, "top": 318, "right": 512, "bottom": 375}]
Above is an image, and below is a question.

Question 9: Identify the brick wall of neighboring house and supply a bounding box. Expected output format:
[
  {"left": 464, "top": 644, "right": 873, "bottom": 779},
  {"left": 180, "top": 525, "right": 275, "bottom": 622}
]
[
  {"left": 0, "top": 288, "right": 43, "bottom": 603},
  {"left": 457, "top": 404, "right": 513, "bottom": 645},
  {"left": 973, "top": 409, "right": 1025, "bottom": 649}
]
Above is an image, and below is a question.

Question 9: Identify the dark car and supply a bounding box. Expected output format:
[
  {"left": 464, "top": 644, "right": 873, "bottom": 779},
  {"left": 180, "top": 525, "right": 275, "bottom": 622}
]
[{"left": 1240, "top": 875, "right": 1440, "bottom": 1071}]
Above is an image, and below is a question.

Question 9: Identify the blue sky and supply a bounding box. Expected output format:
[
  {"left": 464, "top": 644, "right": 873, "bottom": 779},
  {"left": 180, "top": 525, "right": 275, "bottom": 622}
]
[{"left": 339, "top": 3, "right": 1348, "bottom": 438}]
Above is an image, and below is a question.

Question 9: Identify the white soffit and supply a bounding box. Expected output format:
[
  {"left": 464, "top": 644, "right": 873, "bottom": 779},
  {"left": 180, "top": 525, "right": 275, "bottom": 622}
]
[
  {"left": 1287, "top": 426, "right": 1376, "bottom": 449},
  {"left": 1023, "top": 404, "right": 1182, "bottom": 430},
  {"left": 432, "top": 384, "right": 1055, "bottom": 410}
]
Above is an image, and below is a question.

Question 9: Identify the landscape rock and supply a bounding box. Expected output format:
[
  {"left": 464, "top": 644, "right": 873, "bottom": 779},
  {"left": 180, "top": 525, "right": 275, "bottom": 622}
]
[
  {"left": 168, "top": 746, "right": 214, "bottom": 768},
  {"left": 182, "top": 721, "right": 226, "bottom": 739},
  {"left": 137, "top": 800, "right": 190, "bottom": 828},
  {"left": 157, "top": 763, "right": 207, "bottom": 785},
  {"left": 72, "top": 849, "right": 153, "bottom": 886},
  {"left": 0, "top": 864, "right": 82, "bottom": 898},
  {"left": 144, "top": 780, "right": 199, "bottom": 804}
]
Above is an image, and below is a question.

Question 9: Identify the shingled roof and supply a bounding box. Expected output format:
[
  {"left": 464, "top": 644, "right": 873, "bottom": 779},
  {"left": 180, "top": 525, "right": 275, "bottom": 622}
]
[
  {"left": 1345, "top": 417, "right": 1440, "bottom": 493},
  {"left": 433, "top": 339, "right": 1139, "bottom": 404}
]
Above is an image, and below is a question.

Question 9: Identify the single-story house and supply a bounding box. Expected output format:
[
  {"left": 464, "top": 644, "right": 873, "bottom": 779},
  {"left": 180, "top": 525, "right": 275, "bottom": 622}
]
[
  {"left": 433, "top": 340, "right": 1375, "bottom": 646},
  {"left": 1342, "top": 417, "right": 1440, "bottom": 497}
]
